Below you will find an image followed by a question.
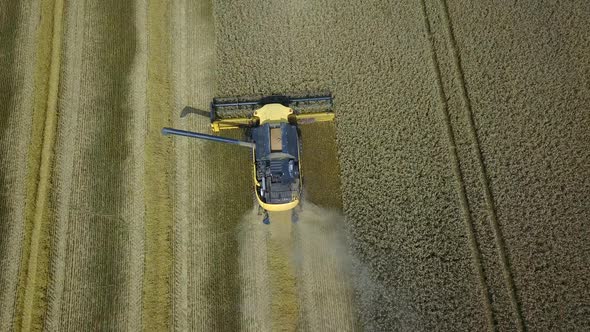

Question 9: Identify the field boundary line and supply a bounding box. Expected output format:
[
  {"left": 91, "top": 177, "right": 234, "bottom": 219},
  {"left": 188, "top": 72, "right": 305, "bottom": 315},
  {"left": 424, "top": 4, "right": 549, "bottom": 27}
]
[
  {"left": 436, "top": 0, "right": 525, "bottom": 329},
  {"left": 19, "top": 0, "right": 65, "bottom": 330},
  {"left": 419, "top": 0, "right": 495, "bottom": 329}
]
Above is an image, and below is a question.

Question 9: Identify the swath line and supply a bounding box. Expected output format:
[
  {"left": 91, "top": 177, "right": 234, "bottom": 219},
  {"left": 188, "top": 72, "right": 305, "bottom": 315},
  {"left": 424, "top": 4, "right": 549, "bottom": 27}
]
[
  {"left": 268, "top": 212, "right": 298, "bottom": 330},
  {"left": 127, "top": 0, "right": 148, "bottom": 329},
  {"left": 419, "top": 0, "right": 495, "bottom": 329},
  {"left": 143, "top": 0, "right": 174, "bottom": 329},
  {"left": 436, "top": 0, "right": 525, "bottom": 330}
]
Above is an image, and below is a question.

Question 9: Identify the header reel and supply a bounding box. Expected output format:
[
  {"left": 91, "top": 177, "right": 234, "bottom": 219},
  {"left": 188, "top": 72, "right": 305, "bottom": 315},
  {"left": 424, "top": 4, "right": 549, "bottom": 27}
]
[{"left": 202, "top": 94, "right": 334, "bottom": 132}]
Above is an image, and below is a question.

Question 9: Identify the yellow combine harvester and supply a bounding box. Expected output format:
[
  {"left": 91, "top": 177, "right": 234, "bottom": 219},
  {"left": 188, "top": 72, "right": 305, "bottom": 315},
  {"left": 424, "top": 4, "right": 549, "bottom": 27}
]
[{"left": 162, "top": 94, "right": 334, "bottom": 224}]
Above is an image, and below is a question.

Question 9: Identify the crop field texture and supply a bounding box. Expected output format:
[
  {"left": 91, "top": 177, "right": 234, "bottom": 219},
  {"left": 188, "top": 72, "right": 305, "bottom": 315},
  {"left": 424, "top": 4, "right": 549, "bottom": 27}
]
[{"left": 0, "top": 0, "right": 588, "bottom": 331}]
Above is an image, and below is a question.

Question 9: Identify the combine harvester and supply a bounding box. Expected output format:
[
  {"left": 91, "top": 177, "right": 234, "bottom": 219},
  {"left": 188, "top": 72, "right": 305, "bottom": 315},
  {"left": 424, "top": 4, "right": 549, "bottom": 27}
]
[{"left": 162, "top": 94, "right": 334, "bottom": 224}]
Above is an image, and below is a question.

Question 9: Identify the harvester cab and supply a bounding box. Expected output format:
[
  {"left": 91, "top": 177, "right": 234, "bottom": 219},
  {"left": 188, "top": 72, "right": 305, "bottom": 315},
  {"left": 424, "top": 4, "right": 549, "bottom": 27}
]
[{"left": 162, "top": 94, "right": 334, "bottom": 224}]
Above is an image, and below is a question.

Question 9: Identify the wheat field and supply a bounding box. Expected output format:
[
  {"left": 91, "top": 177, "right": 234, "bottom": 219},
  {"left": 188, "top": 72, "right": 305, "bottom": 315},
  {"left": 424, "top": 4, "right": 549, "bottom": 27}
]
[{"left": 0, "top": 0, "right": 588, "bottom": 331}]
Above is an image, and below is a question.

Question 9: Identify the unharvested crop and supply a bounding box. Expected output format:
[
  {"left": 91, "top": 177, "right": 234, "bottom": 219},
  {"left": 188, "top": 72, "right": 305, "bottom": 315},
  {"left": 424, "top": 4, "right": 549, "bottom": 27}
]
[{"left": 441, "top": 2, "right": 590, "bottom": 329}]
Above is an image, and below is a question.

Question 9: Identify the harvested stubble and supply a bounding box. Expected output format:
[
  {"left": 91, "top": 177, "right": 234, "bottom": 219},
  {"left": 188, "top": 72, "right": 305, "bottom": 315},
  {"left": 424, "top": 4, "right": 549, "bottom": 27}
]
[
  {"left": 214, "top": 0, "right": 590, "bottom": 330},
  {"left": 169, "top": 0, "right": 224, "bottom": 331},
  {"left": 237, "top": 209, "right": 273, "bottom": 331},
  {"left": 0, "top": 1, "right": 48, "bottom": 330},
  {"left": 268, "top": 211, "right": 299, "bottom": 331},
  {"left": 2, "top": 0, "right": 176, "bottom": 329},
  {"left": 292, "top": 203, "right": 357, "bottom": 331},
  {"left": 42, "top": 1, "right": 143, "bottom": 330},
  {"left": 186, "top": 128, "right": 251, "bottom": 331},
  {"left": 167, "top": 5, "right": 252, "bottom": 330}
]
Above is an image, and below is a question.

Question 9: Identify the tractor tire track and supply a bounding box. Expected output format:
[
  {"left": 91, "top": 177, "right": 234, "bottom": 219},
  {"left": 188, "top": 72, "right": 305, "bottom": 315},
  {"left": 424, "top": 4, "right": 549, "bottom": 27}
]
[
  {"left": 419, "top": 1, "right": 494, "bottom": 330},
  {"left": 422, "top": 0, "right": 528, "bottom": 329},
  {"left": 439, "top": 1, "right": 590, "bottom": 329},
  {"left": 436, "top": 1, "right": 525, "bottom": 329}
]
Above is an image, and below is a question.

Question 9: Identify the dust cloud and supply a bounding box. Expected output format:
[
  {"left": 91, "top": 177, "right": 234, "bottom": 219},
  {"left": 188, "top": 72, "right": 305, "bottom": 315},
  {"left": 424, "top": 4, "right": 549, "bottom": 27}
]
[
  {"left": 236, "top": 203, "right": 374, "bottom": 330},
  {"left": 291, "top": 202, "right": 358, "bottom": 330}
]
